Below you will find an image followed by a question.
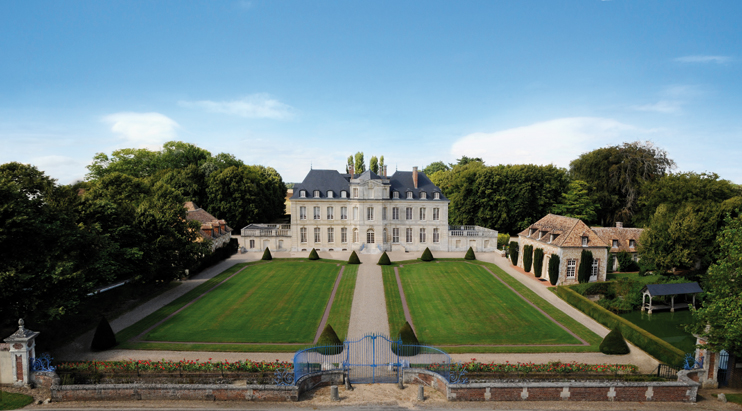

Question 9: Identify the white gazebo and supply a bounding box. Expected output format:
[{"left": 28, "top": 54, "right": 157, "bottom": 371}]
[{"left": 641, "top": 282, "right": 703, "bottom": 314}]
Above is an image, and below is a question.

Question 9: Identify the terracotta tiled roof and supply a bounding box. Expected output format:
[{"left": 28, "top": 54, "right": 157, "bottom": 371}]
[
  {"left": 592, "top": 227, "right": 643, "bottom": 253},
  {"left": 518, "top": 214, "right": 609, "bottom": 248},
  {"left": 184, "top": 203, "right": 232, "bottom": 239}
]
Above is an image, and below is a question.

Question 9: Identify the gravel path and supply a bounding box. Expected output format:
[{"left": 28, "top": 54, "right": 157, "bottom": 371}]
[{"left": 346, "top": 252, "right": 390, "bottom": 339}]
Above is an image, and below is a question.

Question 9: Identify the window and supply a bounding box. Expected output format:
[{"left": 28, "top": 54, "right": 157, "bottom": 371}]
[
  {"left": 419, "top": 228, "right": 426, "bottom": 243},
  {"left": 591, "top": 259, "right": 600, "bottom": 277},
  {"left": 393, "top": 191, "right": 399, "bottom": 199},
  {"left": 341, "top": 207, "right": 348, "bottom": 220},
  {"left": 612, "top": 239, "right": 619, "bottom": 248},
  {"left": 367, "top": 207, "right": 374, "bottom": 221},
  {"left": 353, "top": 228, "right": 359, "bottom": 243},
  {"left": 405, "top": 228, "right": 413, "bottom": 243},
  {"left": 529, "top": 228, "right": 536, "bottom": 237},
  {"left": 566, "top": 259, "right": 576, "bottom": 278},
  {"left": 341, "top": 190, "right": 347, "bottom": 198},
  {"left": 420, "top": 191, "right": 427, "bottom": 199},
  {"left": 382, "top": 207, "right": 387, "bottom": 220},
  {"left": 393, "top": 228, "right": 400, "bottom": 243},
  {"left": 383, "top": 228, "right": 387, "bottom": 242},
  {"left": 434, "top": 192, "right": 440, "bottom": 200},
  {"left": 538, "top": 231, "right": 543, "bottom": 240},
  {"left": 433, "top": 208, "right": 439, "bottom": 220},
  {"left": 300, "top": 227, "right": 307, "bottom": 243},
  {"left": 313, "top": 190, "right": 320, "bottom": 198},
  {"left": 341, "top": 227, "right": 348, "bottom": 243},
  {"left": 406, "top": 191, "right": 413, "bottom": 199},
  {"left": 327, "top": 190, "right": 334, "bottom": 198},
  {"left": 328, "top": 228, "right": 334, "bottom": 243},
  {"left": 419, "top": 208, "right": 426, "bottom": 220},
  {"left": 406, "top": 207, "right": 413, "bottom": 220},
  {"left": 353, "top": 207, "right": 358, "bottom": 220},
  {"left": 300, "top": 190, "right": 306, "bottom": 198},
  {"left": 549, "top": 234, "right": 556, "bottom": 243},
  {"left": 300, "top": 206, "right": 307, "bottom": 220},
  {"left": 392, "top": 207, "right": 399, "bottom": 220},
  {"left": 433, "top": 228, "right": 440, "bottom": 243},
  {"left": 314, "top": 206, "right": 321, "bottom": 220},
  {"left": 353, "top": 188, "right": 359, "bottom": 198},
  {"left": 367, "top": 230, "right": 375, "bottom": 244},
  {"left": 629, "top": 239, "right": 636, "bottom": 248},
  {"left": 581, "top": 236, "right": 588, "bottom": 247},
  {"left": 249, "top": 239, "right": 255, "bottom": 248},
  {"left": 327, "top": 206, "right": 334, "bottom": 220},
  {"left": 314, "top": 227, "right": 321, "bottom": 243}
]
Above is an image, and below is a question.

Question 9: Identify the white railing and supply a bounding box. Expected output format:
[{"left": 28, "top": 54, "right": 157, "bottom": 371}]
[
  {"left": 448, "top": 225, "right": 498, "bottom": 238},
  {"left": 241, "top": 224, "right": 292, "bottom": 237}
]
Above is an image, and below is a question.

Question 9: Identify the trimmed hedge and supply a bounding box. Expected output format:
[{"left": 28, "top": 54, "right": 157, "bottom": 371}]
[
  {"left": 600, "top": 327, "right": 630, "bottom": 355},
  {"left": 509, "top": 241, "right": 519, "bottom": 265},
  {"left": 578, "top": 250, "right": 593, "bottom": 284},
  {"left": 316, "top": 324, "right": 343, "bottom": 355},
  {"left": 555, "top": 286, "right": 685, "bottom": 367},
  {"left": 464, "top": 247, "right": 476, "bottom": 260},
  {"left": 91, "top": 317, "right": 117, "bottom": 351},
  {"left": 348, "top": 251, "right": 360, "bottom": 264},
  {"left": 533, "top": 248, "right": 544, "bottom": 277},
  {"left": 261, "top": 247, "right": 272, "bottom": 261},
  {"left": 308, "top": 248, "right": 320, "bottom": 260},
  {"left": 393, "top": 322, "right": 420, "bottom": 357},
  {"left": 523, "top": 244, "right": 533, "bottom": 272},
  {"left": 548, "top": 255, "right": 560, "bottom": 285},
  {"left": 421, "top": 247, "right": 434, "bottom": 262},
  {"left": 377, "top": 251, "right": 391, "bottom": 265}
]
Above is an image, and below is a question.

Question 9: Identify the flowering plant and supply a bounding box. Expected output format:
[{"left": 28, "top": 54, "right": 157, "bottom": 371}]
[
  {"left": 56, "top": 359, "right": 292, "bottom": 373},
  {"left": 426, "top": 360, "right": 637, "bottom": 374}
]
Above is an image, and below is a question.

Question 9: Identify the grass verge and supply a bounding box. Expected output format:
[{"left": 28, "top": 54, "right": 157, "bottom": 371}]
[
  {"left": 326, "top": 265, "right": 358, "bottom": 341},
  {"left": 382, "top": 265, "right": 407, "bottom": 339},
  {"left": 0, "top": 391, "right": 34, "bottom": 410}
]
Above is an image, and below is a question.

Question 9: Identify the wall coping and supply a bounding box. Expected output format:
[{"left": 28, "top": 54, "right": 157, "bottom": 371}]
[
  {"left": 52, "top": 383, "right": 297, "bottom": 392},
  {"left": 295, "top": 369, "right": 344, "bottom": 386}
]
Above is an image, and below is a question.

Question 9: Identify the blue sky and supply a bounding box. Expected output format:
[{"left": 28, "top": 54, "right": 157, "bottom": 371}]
[{"left": 1, "top": 1, "right": 741, "bottom": 184}]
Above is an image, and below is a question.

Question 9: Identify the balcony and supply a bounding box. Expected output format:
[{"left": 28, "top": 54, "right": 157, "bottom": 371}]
[
  {"left": 241, "top": 224, "right": 292, "bottom": 237},
  {"left": 448, "top": 225, "right": 498, "bottom": 238}
]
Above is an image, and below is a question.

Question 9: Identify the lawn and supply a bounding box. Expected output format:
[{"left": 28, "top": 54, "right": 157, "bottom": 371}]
[
  {"left": 386, "top": 260, "right": 601, "bottom": 351},
  {"left": 117, "top": 259, "right": 351, "bottom": 351},
  {"left": 0, "top": 391, "right": 34, "bottom": 410}
]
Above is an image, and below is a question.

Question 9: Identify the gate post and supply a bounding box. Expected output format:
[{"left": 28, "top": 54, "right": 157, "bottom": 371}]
[{"left": 3, "top": 319, "right": 40, "bottom": 386}]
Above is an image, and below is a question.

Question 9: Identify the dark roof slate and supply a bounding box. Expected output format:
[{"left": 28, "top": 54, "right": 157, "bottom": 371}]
[
  {"left": 643, "top": 282, "right": 703, "bottom": 296},
  {"left": 292, "top": 170, "right": 351, "bottom": 199},
  {"left": 389, "top": 171, "right": 447, "bottom": 200},
  {"left": 290, "top": 169, "right": 448, "bottom": 201}
]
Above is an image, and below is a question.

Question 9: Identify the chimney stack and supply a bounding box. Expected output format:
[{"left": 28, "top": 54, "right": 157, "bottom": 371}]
[
  {"left": 616, "top": 222, "right": 623, "bottom": 228},
  {"left": 412, "top": 166, "right": 418, "bottom": 189},
  {"left": 348, "top": 164, "right": 354, "bottom": 179},
  {"left": 383, "top": 165, "right": 387, "bottom": 178}
]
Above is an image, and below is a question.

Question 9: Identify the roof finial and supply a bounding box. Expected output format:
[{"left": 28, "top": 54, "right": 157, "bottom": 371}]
[{"left": 310, "top": 162, "right": 313, "bottom": 170}]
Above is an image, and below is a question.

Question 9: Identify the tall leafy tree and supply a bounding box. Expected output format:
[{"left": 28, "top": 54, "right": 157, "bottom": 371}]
[
  {"left": 369, "top": 156, "right": 379, "bottom": 174},
  {"left": 423, "top": 161, "right": 450, "bottom": 176},
  {"left": 551, "top": 180, "right": 599, "bottom": 223},
  {"left": 354, "top": 152, "right": 366, "bottom": 174},
  {"left": 379, "top": 156, "right": 385, "bottom": 174},
  {"left": 577, "top": 250, "right": 594, "bottom": 283}
]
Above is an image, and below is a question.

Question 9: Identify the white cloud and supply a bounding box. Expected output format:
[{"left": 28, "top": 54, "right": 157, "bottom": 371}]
[
  {"left": 31, "top": 155, "right": 86, "bottom": 184},
  {"left": 674, "top": 55, "right": 731, "bottom": 64},
  {"left": 631, "top": 100, "right": 683, "bottom": 114},
  {"left": 102, "top": 112, "right": 179, "bottom": 149},
  {"left": 179, "top": 94, "right": 295, "bottom": 119},
  {"left": 450, "top": 117, "right": 643, "bottom": 168}
]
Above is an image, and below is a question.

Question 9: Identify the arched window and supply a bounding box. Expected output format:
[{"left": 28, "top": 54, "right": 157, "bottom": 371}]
[
  {"left": 327, "top": 190, "right": 334, "bottom": 198},
  {"left": 313, "top": 190, "right": 320, "bottom": 198},
  {"left": 367, "top": 229, "right": 375, "bottom": 244},
  {"left": 300, "top": 190, "right": 306, "bottom": 198}
]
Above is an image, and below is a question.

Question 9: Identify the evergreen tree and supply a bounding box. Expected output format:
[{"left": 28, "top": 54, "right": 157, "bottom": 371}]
[
  {"left": 354, "top": 152, "right": 366, "bottom": 174},
  {"left": 261, "top": 247, "right": 272, "bottom": 260},
  {"left": 523, "top": 245, "right": 533, "bottom": 272},
  {"left": 370, "top": 156, "right": 379, "bottom": 174},
  {"left": 377, "top": 251, "right": 391, "bottom": 265},
  {"left": 599, "top": 327, "right": 630, "bottom": 355},
  {"left": 578, "top": 250, "right": 594, "bottom": 283},
  {"left": 90, "top": 317, "right": 117, "bottom": 351},
  {"left": 316, "top": 324, "right": 343, "bottom": 355},
  {"left": 548, "top": 255, "right": 560, "bottom": 285},
  {"left": 551, "top": 180, "right": 599, "bottom": 224},
  {"left": 464, "top": 247, "right": 476, "bottom": 260},
  {"left": 421, "top": 247, "right": 434, "bottom": 261},
  {"left": 394, "top": 321, "right": 420, "bottom": 356},
  {"left": 509, "top": 241, "right": 519, "bottom": 265},
  {"left": 308, "top": 248, "right": 319, "bottom": 260},
  {"left": 533, "top": 248, "right": 544, "bottom": 277},
  {"left": 348, "top": 251, "right": 361, "bottom": 264}
]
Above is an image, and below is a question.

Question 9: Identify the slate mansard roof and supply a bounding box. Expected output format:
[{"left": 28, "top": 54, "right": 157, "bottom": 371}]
[{"left": 291, "top": 169, "right": 448, "bottom": 201}]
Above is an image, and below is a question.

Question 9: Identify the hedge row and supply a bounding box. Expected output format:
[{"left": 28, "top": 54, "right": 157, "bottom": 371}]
[{"left": 555, "top": 286, "right": 686, "bottom": 367}]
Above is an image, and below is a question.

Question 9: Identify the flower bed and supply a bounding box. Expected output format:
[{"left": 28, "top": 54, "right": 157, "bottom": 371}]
[{"left": 428, "top": 360, "right": 638, "bottom": 377}]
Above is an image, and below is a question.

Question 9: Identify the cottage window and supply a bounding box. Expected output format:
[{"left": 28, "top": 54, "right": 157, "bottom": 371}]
[
  {"left": 629, "top": 239, "right": 636, "bottom": 248},
  {"left": 612, "top": 239, "right": 619, "bottom": 248},
  {"left": 313, "top": 206, "right": 320, "bottom": 220},
  {"left": 566, "top": 259, "right": 576, "bottom": 278},
  {"left": 591, "top": 259, "right": 600, "bottom": 277},
  {"left": 433, "top": 208, "right": 440, "bottom": 221},
  {"left": 392, "top": 207, "right": 399, "bottom": 220},
  {"left": 327, "top": 206, "right": 334, "bottom": 220},
  {"left": 529, "top": 228, "right": 536, "bottom": 237},
  {"left": 406, "top": 228, "right": 413, "bottom": 243},
  {"left": 314, "top": 227, "right": 321, "bottom": 243},
  {"left": 300, "top": 206, "right": 307, "bottom": 220},
  {"left": 341, "top": 227, "right": 348, "bottom": 243},
  {"left": 406, "top": 191, "right": 413, "bottom": 199},
  {"left": 433, "top": 228, "right": 440, "bottom": 243},
  {"left": 300, "top": 227, "right": 307, "bottom": 243},
  {"left": 393, "top": 191, "right": 399, "bottom": 199},
  {"left": 341, "top": 206, "right": 348, "bottom": 220},
  {"left": 367, "top": 230, "right": 375, "bottom": 244},
  {"left": 419, "top": 208, "right": 426, "bottom": 220},
  {"left": 549, "top": 234, "right": 556, "bottom": 243},
  {"left": 582, "top": 237, "right": 588, "bottom": 247},
  {"left": 313, "top": 190, "right": 320, "bottom": 198},
  {"left": 419, "top": 228, "right": 426, "bottom": 243},
  {"left": 327, "top": 228, "right": 334, "bottom": 243},
  {"left": 392, "top": 228, "right": 400, "bottom": 243},
  {"left": 406, "top": 207, "right": 413, "bottom": 220}
]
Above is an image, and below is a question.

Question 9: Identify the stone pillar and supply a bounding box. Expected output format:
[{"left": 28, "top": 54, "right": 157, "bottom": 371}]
[{"left": 3, "top": 319, "right": 40, "bottom": 386}]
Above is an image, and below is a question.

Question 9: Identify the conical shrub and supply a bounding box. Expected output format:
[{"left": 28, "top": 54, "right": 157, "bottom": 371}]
[
  {"left": 394, "top": 321, "right": 420, "bottom": 356},
  {"left": 261, "top": 247, "right": 272, "bottom": 261},
  {"left": 599, "top": 327, "right": 630, "bottom": 355},
  {"left": 90, "top": 317, "right": 117, "bottom": 351},
  {"left": 464, "top": 247, "right": 476, "bottom": 260},
  {"left": 316, "top": 324, "right": 343, "bottom": 355},
  {"left": 348, "top": 251, "right": 361, "bottom": 264},
  {"left": 308, "top": 248, "right": 320, "bottom": 260},
  {"left": 420, "top": 247, "right": 434, "bottom": 262},
  {"left": 377, "top": 251, "right": 391, "bottom": 265}
]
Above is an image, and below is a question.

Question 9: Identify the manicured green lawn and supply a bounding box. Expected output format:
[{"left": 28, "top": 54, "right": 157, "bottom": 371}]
[
  {"left": 0, "top": 391, "right": 34, "bottom": 410},
  {"left": 382, "top": 265, "right": 407, "bottom": 339},
  {"left": 118, "top": 259, "right": 350, "bottom": 350},
  {"left": 395, "top": 261, "right": 585, "bottom": 346}
]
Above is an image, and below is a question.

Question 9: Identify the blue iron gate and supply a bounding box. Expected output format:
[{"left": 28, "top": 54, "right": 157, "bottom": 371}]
[
  {"left": 718, "top": 350, "right": 730, "bottom": 387},
  {"left": 293, "top": 334, "right": 452, "bottom": 384}
]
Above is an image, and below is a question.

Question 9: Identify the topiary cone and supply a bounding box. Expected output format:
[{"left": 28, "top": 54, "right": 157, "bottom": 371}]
[
  {"left": 420, "top": 247, "right": 434, "bottom": 262},
  {"left": 599, "top": 327, "right": 630, "bottom": 355},
  {"left": 261, "top": 247, "right": 273, "bottom": 261},
  {"left": 308, "top": 248, "right": 320, "bottom": 260},
  {"left": 90, "top": 317, "right": 117, "bottom": 351},
  {"left": 348, "top": 251, "right": 361, "bottom": 264},
  {"left": 317, "top": 324, "right": 343, "bottom": 355},
  {"left": 377, "top": 251, "right": 391, "bottom": 265},
  {"left": 464, "top": 247, "right": 476, "bottom": 260},
  {"left": 394, "top": 321, "right": 420, "bottom": 356}
]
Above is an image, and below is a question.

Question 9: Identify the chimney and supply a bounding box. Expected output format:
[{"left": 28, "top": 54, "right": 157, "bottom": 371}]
[
  {"left": 348, "top": 164, "right": 354, "bottom": 179},
  {"left": 412, "top": 166, "right": 418, "bottom": 189},
  {"left": 616, "top": 222, "right": 623, "bottom": 228},
  {"left": 383, "top": 165, "right": 387, "bottom": 178}
]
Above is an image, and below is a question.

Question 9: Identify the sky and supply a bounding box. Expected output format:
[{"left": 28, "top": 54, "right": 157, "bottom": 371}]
[{"left": 1, "top": 1, "right": 741, "bottom": 184}]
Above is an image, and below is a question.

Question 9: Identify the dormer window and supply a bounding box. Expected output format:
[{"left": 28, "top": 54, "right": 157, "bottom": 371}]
[
  {"left": 420, "top": 191, "right": 427, "bottom": 199},
  {"left": 313, "top": 190, "right": 320, "bottom": 198},
  {"left": 612, "top": 240, "right": 619, "bottom": 248},
  {"left": 406, "top": 192, "right": 413, "bottom": 199},
  {"left": 341, "top": 190, "right": 347, "bottom": 198},
  {"left": 528, "top": 228, "right": 536, "bottom": 237},
  {"left": 629, "top": 239, "right": 636, "bottom": 248},
  {"left": 300, "top": 190, "right": 306, "bottom": 198},
  {"left": 327, "top": 190, "right": 334, "bottom": 198},
  {"left": 538, "top": 231, "right": 546, "bottom": 240},
  {"left": 434, "top": 192, "right": 440, "bottom": 200},
  {"left": 549, "top": 234, "right": 556, "bottom": 243},
  {"left": 582, "top": 236, "right": 588, "bottom": 247},
  {"left": 393, "top": 191, "right": 399, "bottom": 199}
]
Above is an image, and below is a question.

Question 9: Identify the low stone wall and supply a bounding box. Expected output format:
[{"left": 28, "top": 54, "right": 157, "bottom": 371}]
[
  {"left": 50, "top": 370, "right": 344, "bottom": 402},
  {"left": 31, "top": 371, "right": 60, "bottom": 388},
  {"left": 403, "top": 369, "right": 700, "bottom": 402}
]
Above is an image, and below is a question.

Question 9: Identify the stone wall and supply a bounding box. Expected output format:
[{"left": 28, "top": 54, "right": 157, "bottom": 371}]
[
  {"left": 402, "top": 369, "right": 699, "bottom": 403},
  {"left": 517, "top": 235, "right": 608, "bottom": 285}
]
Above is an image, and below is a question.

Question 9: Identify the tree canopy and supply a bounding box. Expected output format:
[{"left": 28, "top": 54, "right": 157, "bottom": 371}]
[{"left": 551, "top": 180, "right": 599, "bottom": 224}]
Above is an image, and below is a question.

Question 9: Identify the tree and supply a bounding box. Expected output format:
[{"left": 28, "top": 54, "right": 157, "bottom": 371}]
[
  {"left": 316, "top": 324, "right": 343, "bottom": 355},
  {"left": 90, "top": 317, "right": 117, "bottom": 351},
  {"left": 379, "top": 156, "right": 385, "bottom": 174},
  {"left": 509, "top": 241, "right": 519, "bottom": 265},
  {"left": 617, "top": 251, "right": 638, "bottom": 272},
  {"left": 377, "top": 251, "right": 391, "bottom": 265},
  {"left": 548, "top": 255, "right": 560, "bottom": 285},
  {"left": 570, "top": 141, "right": 675, "bottom": 227},
  {"left": 308, "top": 248, "right": 319, "bottom": 260},
  {"left": 464, "top": 247, "right": 476, "bottom": 260},
  {"left": 421, "top": 247, "right": 434, "bottom": 261},
  {"left": 599, "top": 327, "right": 630, "bottom": 355},
  {"left": 354, "top": 152, "right": 366, "bottom": 174},
  {"left": 423, "top": 161, "right": 450, "bottom": 176},
  {"left": 689, "top": 214, "right": 742, "bottom": 356},
  {"left": 533, "top": 248, "right": 544, "bottom": 277},
  {"left": 346, "top": 156, "right": 354, "bottom": 174},
  {"left": 551, "top": 180, "right": 598, "bottom": 223},
  {"left": 370, "top": 156, "right": 379, "bottom": 174},
  {"left": 522, "top": 245, "right": 533, "bottom": 272},
  {"left": 348, "top": 251, "right": 360, "bottom": 264},
  {"left": 577, "top": 250, "right": 593, "bottom": 283},
  {"left": 262, "top": 247, "right": 273, "bottom": 260},
  {"left": 394, "top": 321, "right": 420, "bottom": 356},
  {"left": 455, "top": 156, "right": 484, "bottom": 166}
]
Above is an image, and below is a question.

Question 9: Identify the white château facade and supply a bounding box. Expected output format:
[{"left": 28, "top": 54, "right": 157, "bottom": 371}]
[{"left": 240, "top": 167, "right": 497, "bottom": 254}]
